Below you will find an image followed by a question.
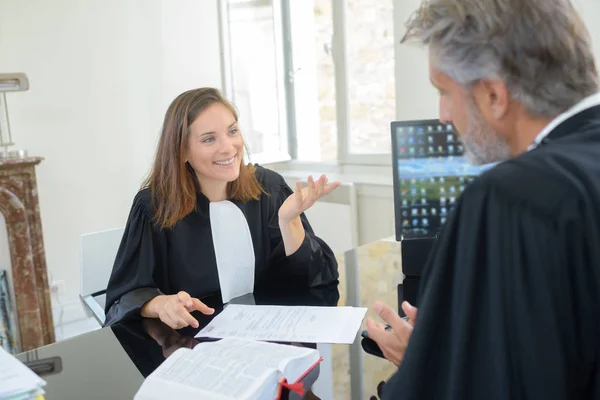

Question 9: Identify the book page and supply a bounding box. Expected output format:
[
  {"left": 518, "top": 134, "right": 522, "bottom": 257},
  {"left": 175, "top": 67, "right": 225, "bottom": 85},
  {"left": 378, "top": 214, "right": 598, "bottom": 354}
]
[
  {"left": 193, "top": 338, "right": 319, "bottom": 383},
  {"left": 196, "top": 305, "right": 368, "bottom": 344},
  {"left": 151, "top": 346, "right": 269, "bottom": 399},
  {"left": 137, "top": 338, "right": 317, "bottom": 400}
]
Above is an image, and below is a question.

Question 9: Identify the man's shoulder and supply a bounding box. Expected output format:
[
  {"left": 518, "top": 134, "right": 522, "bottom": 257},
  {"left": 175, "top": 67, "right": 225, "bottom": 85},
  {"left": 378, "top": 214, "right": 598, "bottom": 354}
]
[{"left": 463, "top": 150, "right": 594, "bottom": 215}]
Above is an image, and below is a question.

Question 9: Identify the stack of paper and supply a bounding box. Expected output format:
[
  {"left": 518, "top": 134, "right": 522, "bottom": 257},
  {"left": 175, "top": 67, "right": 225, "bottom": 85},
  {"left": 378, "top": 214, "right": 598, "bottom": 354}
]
[{"left": 0, "top": 347, "right": 46, "bottom": 400}]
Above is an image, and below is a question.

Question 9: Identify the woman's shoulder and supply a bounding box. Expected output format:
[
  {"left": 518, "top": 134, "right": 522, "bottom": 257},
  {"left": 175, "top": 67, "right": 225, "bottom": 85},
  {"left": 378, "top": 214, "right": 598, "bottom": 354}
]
[
  {"left": 130, "top": 187, "right": 155, "bottom": 217},
  {"left": 252, "top": 164, "right": 287, "bottom": 192}
]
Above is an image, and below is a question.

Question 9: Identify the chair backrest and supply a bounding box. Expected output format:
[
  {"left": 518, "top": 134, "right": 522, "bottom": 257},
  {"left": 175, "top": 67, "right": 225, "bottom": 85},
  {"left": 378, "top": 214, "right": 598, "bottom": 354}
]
[
  {"left": 79, "top": 227, "right": 125, "bottom": 298},
  {"left": 283, "top": 178, "right": 359, "bottom": 253}
]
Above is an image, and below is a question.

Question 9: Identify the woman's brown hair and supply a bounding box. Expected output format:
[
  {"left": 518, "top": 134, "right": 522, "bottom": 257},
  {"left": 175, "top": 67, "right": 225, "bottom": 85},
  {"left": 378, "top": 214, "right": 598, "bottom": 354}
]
[{"left": 142, "top": 88, "right": 263, "bottom": 229}]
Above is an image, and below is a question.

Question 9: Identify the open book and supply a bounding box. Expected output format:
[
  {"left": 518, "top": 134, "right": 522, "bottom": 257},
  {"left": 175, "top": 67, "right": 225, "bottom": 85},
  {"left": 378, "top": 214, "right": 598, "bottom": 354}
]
[{"left": 134, "top": 337, "right": 322, "bottom": 400}]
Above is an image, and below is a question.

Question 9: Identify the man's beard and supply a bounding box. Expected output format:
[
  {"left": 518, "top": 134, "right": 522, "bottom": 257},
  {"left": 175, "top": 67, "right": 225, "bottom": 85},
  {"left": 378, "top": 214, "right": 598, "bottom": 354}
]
[{"left": 460, "top": 96, "right": 512, "bottom": 166}]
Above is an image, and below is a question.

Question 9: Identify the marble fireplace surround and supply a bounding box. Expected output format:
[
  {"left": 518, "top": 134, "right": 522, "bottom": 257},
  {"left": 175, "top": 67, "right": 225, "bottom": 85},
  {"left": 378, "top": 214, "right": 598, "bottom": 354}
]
[{"left": 0, "top": 156, "right": 54, "bottom": 351}]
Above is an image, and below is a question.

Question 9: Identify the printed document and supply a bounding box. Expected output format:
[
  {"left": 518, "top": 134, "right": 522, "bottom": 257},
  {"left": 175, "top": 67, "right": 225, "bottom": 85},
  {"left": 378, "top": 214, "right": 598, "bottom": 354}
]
[{"left": 196, "top": 305, "right": 367, "bottom": 344}]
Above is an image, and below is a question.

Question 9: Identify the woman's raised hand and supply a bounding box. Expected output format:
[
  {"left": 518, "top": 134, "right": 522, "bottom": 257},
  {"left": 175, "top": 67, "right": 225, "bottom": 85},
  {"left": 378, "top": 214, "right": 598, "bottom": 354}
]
[{"left": 278, "top": 174, "right": 340, "bottom": 223}]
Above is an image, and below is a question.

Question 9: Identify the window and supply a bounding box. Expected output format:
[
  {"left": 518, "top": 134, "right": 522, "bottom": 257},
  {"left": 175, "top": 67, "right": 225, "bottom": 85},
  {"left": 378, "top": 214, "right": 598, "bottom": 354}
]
[
  {"left": 346, "top": 0, "right": 395, "bottom": 155},
  {"left": 226, "top": 0, "right": 289, "bottom": 163},
  {"left": 288, "top": 0, "right": 338, "bottom": 162},
  {"left": 221, "top": 0, "right": 397, "bottom": 164}
]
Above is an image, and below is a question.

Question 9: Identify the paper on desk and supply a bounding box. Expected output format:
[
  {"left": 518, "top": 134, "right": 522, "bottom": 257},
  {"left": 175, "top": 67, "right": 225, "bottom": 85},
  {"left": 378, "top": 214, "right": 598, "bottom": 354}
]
[
  {"left": 195, "top": 305, "right": 368, "bottom": 344},
  {"left": 0, "top": 346, "right": 46, "bottom": 399}
]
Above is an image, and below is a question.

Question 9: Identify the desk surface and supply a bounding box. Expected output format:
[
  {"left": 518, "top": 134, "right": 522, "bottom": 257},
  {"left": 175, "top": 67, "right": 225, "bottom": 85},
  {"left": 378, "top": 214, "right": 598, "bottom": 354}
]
[{"left": 16, "top": 285, "right": 340, "bottom": 400}]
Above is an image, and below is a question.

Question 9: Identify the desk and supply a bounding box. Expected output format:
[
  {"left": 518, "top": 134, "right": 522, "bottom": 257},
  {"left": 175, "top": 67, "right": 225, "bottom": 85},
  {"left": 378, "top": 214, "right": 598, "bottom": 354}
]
[
  {"left": 17, "top": 239, "right": 403, "bottom": 400},
  {"left": 16, "top": 286, "right": 337, "bottom": 400}
]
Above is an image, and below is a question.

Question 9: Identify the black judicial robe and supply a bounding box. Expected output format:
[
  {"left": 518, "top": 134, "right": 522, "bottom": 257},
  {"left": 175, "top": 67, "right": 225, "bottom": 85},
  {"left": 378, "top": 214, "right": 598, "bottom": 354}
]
[
  {"left": 383, "top": 106, "right": 600, "bottom": 400},
  {"left": 104, "top": 165, "right": 339, "bottom": 325}
]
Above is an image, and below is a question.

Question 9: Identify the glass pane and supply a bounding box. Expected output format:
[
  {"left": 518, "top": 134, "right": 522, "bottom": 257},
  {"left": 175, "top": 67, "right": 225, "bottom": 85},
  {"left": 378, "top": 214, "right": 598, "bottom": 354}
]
[
  {"left": 347, "top": 0, "right": 395, "bottom": 154},
  {"left": 289, "top": 0, "right": 337, "bottom": 162},
  {"left": 228, "top": 0, "right": 284, "bottom": 157}
]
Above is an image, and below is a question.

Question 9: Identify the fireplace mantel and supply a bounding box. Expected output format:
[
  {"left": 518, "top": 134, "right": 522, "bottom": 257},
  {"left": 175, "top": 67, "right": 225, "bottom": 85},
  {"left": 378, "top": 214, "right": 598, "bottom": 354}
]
[{"left": 0, "top": 156, "right": 55, "bottom": 350}]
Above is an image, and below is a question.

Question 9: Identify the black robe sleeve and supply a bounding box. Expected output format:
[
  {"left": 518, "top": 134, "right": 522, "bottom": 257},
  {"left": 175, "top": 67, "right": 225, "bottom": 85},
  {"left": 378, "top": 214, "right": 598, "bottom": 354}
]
[
  {"left": 265, "top": 172, "right": 339, "bottom": 288},
  {"left": 383, "top": 160, "right": 600, "bottom": 400},
  {"left": 104, "top": 191, "right": 169, "bottom": 326}
]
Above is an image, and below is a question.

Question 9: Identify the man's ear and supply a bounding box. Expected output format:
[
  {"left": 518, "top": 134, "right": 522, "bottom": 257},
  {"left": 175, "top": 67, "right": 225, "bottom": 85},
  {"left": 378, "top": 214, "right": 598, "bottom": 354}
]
[{"left": 476, "top": 79, "right": 510, "bottom": 120}]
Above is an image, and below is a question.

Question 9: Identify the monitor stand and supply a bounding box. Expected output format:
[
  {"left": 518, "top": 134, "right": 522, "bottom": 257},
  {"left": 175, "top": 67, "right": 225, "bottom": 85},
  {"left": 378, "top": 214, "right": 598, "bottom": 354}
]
[{"left": 398, "top": 236, "right": 436, "bottom": 310}]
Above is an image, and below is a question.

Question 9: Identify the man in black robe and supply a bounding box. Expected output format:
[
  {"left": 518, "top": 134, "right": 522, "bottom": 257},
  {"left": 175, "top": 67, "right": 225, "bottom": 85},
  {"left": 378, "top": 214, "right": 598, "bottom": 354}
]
[{"left": 366, "top": 0, "right": 600, "bottom": 399}]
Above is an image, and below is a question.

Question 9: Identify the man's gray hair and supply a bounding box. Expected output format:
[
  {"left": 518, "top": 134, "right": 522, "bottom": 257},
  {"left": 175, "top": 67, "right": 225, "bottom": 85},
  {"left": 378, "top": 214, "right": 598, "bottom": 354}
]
[{"left": 403, "top": 0, "right": 600, "bottom": 118}]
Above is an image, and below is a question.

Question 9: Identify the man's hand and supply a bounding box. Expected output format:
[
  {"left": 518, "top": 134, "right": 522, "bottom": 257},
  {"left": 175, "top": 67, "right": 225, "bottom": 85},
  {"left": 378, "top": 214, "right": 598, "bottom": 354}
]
[{"left": 366, "top": 301, "right": 418, "bottom": 366}]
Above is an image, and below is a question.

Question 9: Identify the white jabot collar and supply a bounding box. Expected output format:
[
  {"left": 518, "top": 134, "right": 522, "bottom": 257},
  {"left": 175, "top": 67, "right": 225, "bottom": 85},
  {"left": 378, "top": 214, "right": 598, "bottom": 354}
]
[
  {"left": 527, "top": 92, "right": 600, "bottom": 151},
  {"left": 209, "top": 201, "right": 255, "bottom": 304}
]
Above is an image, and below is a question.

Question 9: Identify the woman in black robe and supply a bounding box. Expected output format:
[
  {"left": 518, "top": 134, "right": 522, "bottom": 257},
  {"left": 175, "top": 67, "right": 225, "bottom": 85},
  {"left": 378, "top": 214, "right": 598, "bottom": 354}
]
[{"left": 104, "top": 88, "right": 340, "bottom": 329}]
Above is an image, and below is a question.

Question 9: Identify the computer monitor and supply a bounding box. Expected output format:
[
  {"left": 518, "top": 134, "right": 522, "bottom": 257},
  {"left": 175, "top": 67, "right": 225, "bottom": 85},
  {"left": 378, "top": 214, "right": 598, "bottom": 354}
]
[{"left": 391, "top": 119, "right": 493, "bottom": 241}]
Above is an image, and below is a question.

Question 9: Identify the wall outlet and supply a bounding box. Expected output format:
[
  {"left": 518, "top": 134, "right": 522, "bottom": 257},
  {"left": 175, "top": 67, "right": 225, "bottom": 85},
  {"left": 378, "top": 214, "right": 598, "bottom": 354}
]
[{"left": 51, "top": 280, "right": 66, "bottom": 296}]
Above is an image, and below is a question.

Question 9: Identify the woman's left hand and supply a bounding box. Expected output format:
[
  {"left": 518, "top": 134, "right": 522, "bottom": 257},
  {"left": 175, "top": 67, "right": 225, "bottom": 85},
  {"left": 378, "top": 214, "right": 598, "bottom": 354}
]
[{"left": 278, "top": 174, "right": 340, "bottom": 223}]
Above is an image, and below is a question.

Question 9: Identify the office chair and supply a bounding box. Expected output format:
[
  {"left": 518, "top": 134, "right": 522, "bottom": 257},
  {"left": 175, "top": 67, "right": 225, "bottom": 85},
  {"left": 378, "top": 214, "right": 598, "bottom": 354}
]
[{"left": 79, "top": 227, "right": 125, "bottom": 325}]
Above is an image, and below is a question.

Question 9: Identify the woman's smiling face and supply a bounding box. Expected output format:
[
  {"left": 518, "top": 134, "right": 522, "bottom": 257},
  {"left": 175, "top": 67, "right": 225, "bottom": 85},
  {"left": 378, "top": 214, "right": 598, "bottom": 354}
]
[{"left": 186, "top": 102, "right": 244, "bottom": 186}]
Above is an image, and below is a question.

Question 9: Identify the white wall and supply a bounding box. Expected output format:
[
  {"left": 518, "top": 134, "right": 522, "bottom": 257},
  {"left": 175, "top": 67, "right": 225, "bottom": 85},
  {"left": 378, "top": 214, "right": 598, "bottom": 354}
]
[
  {"left": 578, "top": 0, "right": 600, "bottom": 66},
  {"left": 0, "top": 0, "right": 222, "bottom": 316},
  {"left": 393, "top": 0, "right": 438, "bottom": 120}
]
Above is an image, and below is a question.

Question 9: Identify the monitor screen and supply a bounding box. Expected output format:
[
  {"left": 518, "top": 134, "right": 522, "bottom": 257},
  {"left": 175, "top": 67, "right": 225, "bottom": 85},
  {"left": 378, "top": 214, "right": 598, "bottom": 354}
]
[{"left": 391, "top": 119, "right": 493, "bottom": 240}]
